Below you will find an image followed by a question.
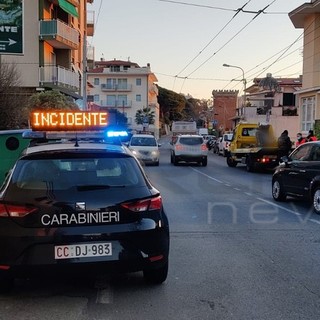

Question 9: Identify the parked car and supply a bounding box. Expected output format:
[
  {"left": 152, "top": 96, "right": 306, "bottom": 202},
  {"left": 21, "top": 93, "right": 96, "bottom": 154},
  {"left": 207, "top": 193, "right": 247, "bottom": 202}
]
[
  {"left": 127, "top": 133, "right": 160, "bottom": 166},
  {"left": 272, "top": 141, "right": 320, "bottom": 214},
  {"left": 205, "top": 135, "right": 217, "bottom": 151},
  {"left": 218, "top": 133, "right": 233, "bottom": 157},
  {"left": 0, "top": 125, "right": 169, "bottom": 292},
  {"left": 170, "top": 134, "right": 208, "bottom": 166}
]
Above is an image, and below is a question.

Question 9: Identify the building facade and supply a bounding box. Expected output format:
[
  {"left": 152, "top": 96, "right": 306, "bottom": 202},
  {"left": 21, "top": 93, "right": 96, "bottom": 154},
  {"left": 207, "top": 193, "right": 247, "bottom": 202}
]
[
  {"left": 211, "top": 90, "right": 239, "bottom": 133},
  {"left": 87, "top": 59, "right": 160, "bottom": 138},
  {"left": 244, "top": 75, "right": 302, "bottom": 139},
  {"left": 2, "top": 0, "right": 94, "bottom": 100},
  {"left": 290, "top": 0, "right": 320, "bottom": 134}
]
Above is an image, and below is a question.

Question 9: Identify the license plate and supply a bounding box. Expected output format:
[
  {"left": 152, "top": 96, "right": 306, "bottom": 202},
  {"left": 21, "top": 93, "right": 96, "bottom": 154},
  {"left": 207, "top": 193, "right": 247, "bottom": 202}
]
[{"left": 54, "top": 242, "right": 112, "bottom": 260}]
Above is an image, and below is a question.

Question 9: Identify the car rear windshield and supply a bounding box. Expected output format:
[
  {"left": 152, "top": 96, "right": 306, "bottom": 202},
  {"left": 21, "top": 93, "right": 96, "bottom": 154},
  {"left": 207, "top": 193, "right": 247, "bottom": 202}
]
[
  {"left": 130, "top": 137, "right": 157, "bottom": 146},
  {"left": 10, "top": 154, "right": 146, "bottom": 191},
  {"left": 179, "top": 137, "right": 203, "bottom": 145}
]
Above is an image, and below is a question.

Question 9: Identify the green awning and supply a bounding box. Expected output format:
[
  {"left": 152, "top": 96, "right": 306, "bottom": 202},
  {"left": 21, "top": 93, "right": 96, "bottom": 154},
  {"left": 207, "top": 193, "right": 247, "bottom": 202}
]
[{"left": 58, "top": 0, "right": 79, "bottom": 18}]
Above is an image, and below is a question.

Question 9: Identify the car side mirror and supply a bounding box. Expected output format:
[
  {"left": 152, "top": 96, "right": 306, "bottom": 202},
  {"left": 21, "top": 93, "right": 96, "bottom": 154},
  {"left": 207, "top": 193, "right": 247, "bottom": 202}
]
[
  {"left": 158, "top": 143, "right": 161, "bottom": 147},
  {"left": 279, "top": 155, "right": 290, "bottom": 164}
]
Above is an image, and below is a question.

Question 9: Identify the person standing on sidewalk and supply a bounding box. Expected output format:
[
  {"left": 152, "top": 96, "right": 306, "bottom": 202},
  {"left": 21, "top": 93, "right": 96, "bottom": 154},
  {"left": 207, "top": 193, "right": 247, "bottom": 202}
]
[
  {"left": 296, "top": 133, "right": 306, "bottom": 147},
  {"left": 278, "top": 130, "right": 292, "bottom": 157},
  {"left": 306, "top": 130, "right": 317, "bottom": 142}
]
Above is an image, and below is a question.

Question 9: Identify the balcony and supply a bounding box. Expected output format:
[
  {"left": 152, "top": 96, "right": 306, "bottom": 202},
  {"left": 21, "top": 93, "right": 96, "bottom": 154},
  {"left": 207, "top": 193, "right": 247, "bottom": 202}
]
[
  {"left": 100, "top": 100, "right": 132, "bottom": 108},
  {"left": 39, "top": 19, "right": 79, "bottom": 50},
  {"left": 39, "top": 65, "right": 80, "bottom": 91},
  {"left": 101, "top": 84, "right": 132, "bottom": 92},
  {"left": 87, "top": 10, "right": 95, "bottom": 36}
]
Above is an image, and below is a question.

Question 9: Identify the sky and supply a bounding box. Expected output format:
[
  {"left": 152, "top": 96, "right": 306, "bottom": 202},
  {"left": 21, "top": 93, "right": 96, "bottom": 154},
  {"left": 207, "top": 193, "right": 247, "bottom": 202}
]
[{"left": 87, "top": 0, "right": 305, "bottom": 100}]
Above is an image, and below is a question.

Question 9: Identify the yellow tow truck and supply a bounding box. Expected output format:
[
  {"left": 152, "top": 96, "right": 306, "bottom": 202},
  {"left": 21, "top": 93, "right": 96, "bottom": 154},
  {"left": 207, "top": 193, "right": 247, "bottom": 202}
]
[{"left": 226, "top": 122, "right": 280, "bottom": 172}]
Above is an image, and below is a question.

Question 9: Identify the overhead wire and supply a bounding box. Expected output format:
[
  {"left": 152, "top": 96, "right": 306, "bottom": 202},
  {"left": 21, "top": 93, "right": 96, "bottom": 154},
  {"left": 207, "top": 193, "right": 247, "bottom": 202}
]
[
  {"left": 175, "top": 0, "right": 278, "bottom": 93},
  {"left": 175, "top": 1, "right": 252, "bottom": 78},
  {"left": 185, "top": 0, "right": 277, "bottom": 78},
  {"left": 223, "top": 16, "right": 319, "bottom": 91},
  {"left": 158, "top": 0, "right": 287, "bottom": 14}
]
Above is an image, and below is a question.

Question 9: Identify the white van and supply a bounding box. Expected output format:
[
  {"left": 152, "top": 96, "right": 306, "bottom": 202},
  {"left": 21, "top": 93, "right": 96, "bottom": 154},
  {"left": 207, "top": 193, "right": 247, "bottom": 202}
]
[{"left": 128, "top": 134, "right": 160, "bottom": 166}]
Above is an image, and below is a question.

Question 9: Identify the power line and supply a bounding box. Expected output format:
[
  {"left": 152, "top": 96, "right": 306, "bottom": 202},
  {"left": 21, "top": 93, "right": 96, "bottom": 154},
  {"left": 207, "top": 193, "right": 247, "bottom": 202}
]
[
  {"left": 158, "top": 0, "right": 287, "bottom": 14},
  {"left": 175, "top": 0, "right": 278, "bottom": 94},
  {"left": 185, "top": 0, "right": 277, "bottom": 78},
  {"left": 175, "top": 1, "right": 252, "bottom": 77}
]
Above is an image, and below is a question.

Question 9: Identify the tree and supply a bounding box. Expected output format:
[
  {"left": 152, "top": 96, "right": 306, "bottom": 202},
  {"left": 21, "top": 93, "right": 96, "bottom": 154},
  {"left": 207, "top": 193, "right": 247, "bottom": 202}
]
[
  {"left": 157, "top": 87, "right": 186, "bottom": 123},
  {"left": 0, "top": 62, "right": 28, "bottom": 129},
  {"left": 135, "top": 107, "right": 155, "bottom": 126},
  {"left": 26, "top": 90, "right": 79, "bottom": 111}
]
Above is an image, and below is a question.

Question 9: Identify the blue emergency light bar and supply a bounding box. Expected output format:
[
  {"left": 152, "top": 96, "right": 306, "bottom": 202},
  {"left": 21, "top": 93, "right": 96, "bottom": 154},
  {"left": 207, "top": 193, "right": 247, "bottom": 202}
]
[{"left": 22, "top": 129, "right": 129, "bottom": 142}]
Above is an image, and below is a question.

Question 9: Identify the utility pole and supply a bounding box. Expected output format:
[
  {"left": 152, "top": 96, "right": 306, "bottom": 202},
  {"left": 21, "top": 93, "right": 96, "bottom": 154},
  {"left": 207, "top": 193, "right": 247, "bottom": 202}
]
[{"left": 82, "top": 1, "right": 87, "bottom": 110}]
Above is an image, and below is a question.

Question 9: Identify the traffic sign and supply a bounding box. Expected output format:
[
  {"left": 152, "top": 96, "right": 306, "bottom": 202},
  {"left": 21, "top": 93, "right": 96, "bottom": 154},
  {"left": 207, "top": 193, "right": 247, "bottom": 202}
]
[{"left": 0, "top": 0, "right": 23, "bottom": 55}]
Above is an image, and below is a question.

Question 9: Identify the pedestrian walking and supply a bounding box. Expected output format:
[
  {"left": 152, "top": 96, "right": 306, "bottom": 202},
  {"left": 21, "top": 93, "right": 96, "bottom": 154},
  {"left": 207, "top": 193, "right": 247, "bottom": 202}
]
[{"left": 278, "top": 130, "right": 292, "bottom": 157}]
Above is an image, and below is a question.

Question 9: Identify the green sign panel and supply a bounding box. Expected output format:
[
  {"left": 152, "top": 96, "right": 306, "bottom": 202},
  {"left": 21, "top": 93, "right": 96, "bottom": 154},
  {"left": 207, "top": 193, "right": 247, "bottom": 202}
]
[{"left": 0, "top": 0, "right": 23, "bottom": 55}]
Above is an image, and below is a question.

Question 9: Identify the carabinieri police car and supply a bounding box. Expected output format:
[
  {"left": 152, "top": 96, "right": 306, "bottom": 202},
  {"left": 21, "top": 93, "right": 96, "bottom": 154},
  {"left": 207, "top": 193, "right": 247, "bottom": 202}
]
[{"left": 0, "top": 111, "right": 169, "bottom": 291}]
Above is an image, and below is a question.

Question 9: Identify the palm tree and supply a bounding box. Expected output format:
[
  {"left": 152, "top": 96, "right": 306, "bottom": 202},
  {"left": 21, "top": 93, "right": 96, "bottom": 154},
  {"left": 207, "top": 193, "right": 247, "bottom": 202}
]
[{"left": 135, "top": 107, "right": 155, "bottom": 126}]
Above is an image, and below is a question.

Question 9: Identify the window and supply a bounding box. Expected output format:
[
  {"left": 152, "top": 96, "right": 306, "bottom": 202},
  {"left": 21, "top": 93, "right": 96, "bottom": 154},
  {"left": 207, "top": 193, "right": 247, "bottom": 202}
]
[
  {"left": 118, "top": 95, "right": 127, "bottom": 107},
  {"left": 136, "top": 94, "right": 141, "bottom": 102},
  {"left": 118, "top": 79, "right": 128, "bottom": 90},
  {"left": 110, "top": 66, "right": 120, "bottom": 72},
  {"left": 130, "top": 137, "right": 157, "bottom": 147},
  {"left": 136, "top": 78, "right": 142, "bottom": 86},
  {"left": 94, "top": 78, "right": 99, "bottom": 85},
  {"left": 301, "top": 96, "right": 315, "bottom": 131},
  {"left": 283, "top": 93, "right": 295, "bottom": 106},
  {"left": 107, "top": 95, "right": 116, "bottom": 107},
  {"left": 94, "top": 95, "right": 99, "bottom": 102},
  {"left": 106, "top": 78, "right": 116, "bottom": 89}
]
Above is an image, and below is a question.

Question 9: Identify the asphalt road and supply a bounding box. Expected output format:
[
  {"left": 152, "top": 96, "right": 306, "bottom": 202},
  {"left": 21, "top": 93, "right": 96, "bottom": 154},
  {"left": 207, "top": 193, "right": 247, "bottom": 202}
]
[{"left": 1, "top": 139, "right": 320, "bottom": 320}]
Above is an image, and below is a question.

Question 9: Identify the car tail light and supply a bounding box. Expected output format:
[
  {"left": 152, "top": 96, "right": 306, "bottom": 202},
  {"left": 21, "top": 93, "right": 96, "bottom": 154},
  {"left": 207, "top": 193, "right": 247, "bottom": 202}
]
[
  {"left": 121, "top": 196, "right": 162, "bottom": 212},
  {"left": 0, "top": 203, "right": 37, "bottom": 218},
  {"left": 175, "top": 144, "right": 184, "bottom": 151},
  {"left": 201, "top": 144, "right": 207, "bottom": 151}
]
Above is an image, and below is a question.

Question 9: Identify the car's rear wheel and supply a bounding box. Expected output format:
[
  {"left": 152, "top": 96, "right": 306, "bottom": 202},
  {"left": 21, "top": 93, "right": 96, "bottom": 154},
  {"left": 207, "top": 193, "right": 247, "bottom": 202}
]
[
  {"left": 173, "top": 155, "right": 179, "bottom": 166},
  {"left": 0, "top": 271, "right": 13, "bottom": 293},
  {"left": 202, "top": 157, "right": 207, "bottom": 166},
  {"left": 313, "top": 187, "right": 320, "bottom": 214},
  {"left": 272, "top": 178, "right": 286, "bottom": 201},
  {"left": 143, "top": 261, "right": 168, "bottom": 284},
  {"left": 226, "top": 156, "right": 237, "bottom": 167}
]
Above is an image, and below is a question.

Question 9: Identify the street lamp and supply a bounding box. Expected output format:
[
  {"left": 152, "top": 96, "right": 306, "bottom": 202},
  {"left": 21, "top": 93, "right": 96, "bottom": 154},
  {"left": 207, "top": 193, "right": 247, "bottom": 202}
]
[{"left": 223, "top": 63, "right": 247, "bottom": 120}]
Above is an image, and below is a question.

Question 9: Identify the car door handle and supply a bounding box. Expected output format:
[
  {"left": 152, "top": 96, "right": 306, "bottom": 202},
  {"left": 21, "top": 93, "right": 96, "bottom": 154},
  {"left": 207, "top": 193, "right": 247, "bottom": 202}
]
[
  {"left": 299, "top": 170, "right": 306, "bottom": 173},
  {"left": 289, "top": 172, "right": 299, "bottom": 175}
]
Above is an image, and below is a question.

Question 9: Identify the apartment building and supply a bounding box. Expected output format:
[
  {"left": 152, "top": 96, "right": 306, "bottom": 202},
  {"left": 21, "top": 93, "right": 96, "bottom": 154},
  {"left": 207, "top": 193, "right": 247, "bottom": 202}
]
[
  {"left": 87, "top": 59, "right": 160, "bottom": 138},
  {"left": 290, "top": 0, "right": 320, "bottom": 133},
  {"left": 1, "top": 0, "right": 94, "bottom": 100},
  {"left": 244, "top": 75, "right": 302, "bottom": 138}
]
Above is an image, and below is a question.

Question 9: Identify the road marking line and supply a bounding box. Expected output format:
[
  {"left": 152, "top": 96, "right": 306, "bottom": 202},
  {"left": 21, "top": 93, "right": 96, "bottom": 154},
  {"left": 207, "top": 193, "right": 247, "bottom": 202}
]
[
  {"left": 191, "top": 168, "right": 223, "bottom": 183},
  {"left": 257, "top": 198, "right": 302, "bottom": 216},
  {"left": 191, "top": 167, "right": 320, "bottom": 225}
]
